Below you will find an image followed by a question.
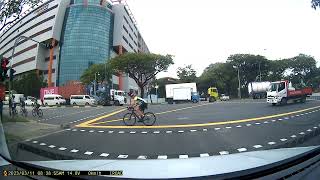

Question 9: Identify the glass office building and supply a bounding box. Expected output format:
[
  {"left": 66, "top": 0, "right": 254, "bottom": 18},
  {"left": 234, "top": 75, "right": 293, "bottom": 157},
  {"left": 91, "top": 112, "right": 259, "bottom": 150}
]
[{"left": 58, "top": 0, "right": 113, "bottom": 86}]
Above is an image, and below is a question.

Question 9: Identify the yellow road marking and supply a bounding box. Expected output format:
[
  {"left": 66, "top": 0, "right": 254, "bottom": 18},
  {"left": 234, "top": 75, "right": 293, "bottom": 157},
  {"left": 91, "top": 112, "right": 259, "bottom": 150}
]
[
  {"left": 76, "top": 108, "right": 126, "bottom": 127},
  {"left": 80, "top": 105, "right": 320, "bottom": 129},
  {"left": 91, "top": 103, "right": 211, "bottom": 125}
]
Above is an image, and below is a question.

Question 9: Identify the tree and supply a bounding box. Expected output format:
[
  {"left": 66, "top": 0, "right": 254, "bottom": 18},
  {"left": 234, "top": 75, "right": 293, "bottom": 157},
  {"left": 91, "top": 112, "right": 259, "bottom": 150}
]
[
  {"left": 12, "top": 70, "right": 47, "bottom": 98},
  {"left": 177, "top": 65, "right": 197, "bottom": 83},
  {"left": 312, "top": 0, "right": 320, "bottom": 9},
  {"left": 80, "top": 63, "right": 113, "bottom": 85},
  {"left": 0, "top": 0, "right": 43, "bottom": 32},
  {"left": 109, "top": 53, "right": 174, "bottom": 97},
  {"left": 151, "top": 77, "right": 179, "bottom": 98}
]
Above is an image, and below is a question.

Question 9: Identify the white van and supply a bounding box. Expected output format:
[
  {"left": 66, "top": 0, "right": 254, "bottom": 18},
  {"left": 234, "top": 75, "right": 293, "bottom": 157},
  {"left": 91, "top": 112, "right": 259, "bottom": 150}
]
[
  {"left": 43, "top": 94, "right": 66, "bottom": 106},
  {"left": 70, "top": 95, "right": 96, "bottom": 106}
]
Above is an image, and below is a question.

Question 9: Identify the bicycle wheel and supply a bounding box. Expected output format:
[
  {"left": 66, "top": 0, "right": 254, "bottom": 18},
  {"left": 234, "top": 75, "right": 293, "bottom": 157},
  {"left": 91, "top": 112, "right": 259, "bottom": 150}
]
[
  {"left": 32, "top": 109, "right": 37, "bottom": 117},
  {"left": 37, "top": 109, "right": 43, "bottom": 118},
  {"left": 142, "top": 112, "right": 156, "bottom": 126},
  {"left": 123, "top": 113, "right": 136, "bottom": 126}
]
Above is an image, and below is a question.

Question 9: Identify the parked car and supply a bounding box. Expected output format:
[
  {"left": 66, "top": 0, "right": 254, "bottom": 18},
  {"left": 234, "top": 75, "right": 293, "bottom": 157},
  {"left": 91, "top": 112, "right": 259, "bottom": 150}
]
[
  {"left": 43, "top": 94, "right": 66, "bottom": 106},
  {"left": 220, "top": 94, "right": 230, "bottom": 101},
  {"left": 24, "top": 96, "right": 37, "bottom": 106},
  {"left": 70, "top": 95, "right": 96, "bottom": 106}
]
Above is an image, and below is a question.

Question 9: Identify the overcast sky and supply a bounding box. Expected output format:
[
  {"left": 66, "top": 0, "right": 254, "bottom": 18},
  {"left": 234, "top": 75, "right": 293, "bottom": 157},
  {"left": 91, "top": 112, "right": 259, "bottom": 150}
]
[{"left": 126, "top": 0, "right": 320, "bottom": 78}]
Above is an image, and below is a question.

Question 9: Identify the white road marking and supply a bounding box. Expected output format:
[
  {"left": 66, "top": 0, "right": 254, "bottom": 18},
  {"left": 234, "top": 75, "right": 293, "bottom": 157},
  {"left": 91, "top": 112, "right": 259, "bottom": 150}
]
[
  {"left": 66, "top": 129, "right": 71, "bottom": 131},
  {"left": 268, "top": 142, "right": 276, "bottom": 145},
  {"left": 272, "top": 120, "right": 276, "bottom": 122},
  {"left": 214, "top": 128, "right": 221, "bottom": 130},
  {"left": 98, "top": 131, "right": 104, "bottom": 133},
  {"left": 263, "top": 121, "right": 269, "bottom": 124},
  {"left": 236, "top": 125, "right": 242, "bottom": 128},
  {"left": 190, "top": 130, "right": 197, "bottom": 132},
  {"left": 141, "top": 131, "right": 148, "bottom": 134},
  {"left": 307, "top": 129, "right": 312, "bottom": 132},
  {"left": 299, "top": 132, "right": 305, "bottom": 135},
  {"left": 72, "top": 129, "right": 77, "bottom": 131},
  {"left": 219, "top": 151, "right": 229, "bottom": 155},
  {"left": 32, "top": 141, "right": 38, "bottom": 144},
  {"left": 280, "top": 138, "right": 287, "bottom": 142},
  {"left": 117, "top": 155, "right": 128, "bottom": 158},
  {"left": 118, "top": 131, "right": 125, "bottom": 134},
  {"left": 255, "top": 123, "right": 261, "bottom": 125},
  {"left": 226, "top": 127, "right": 232, "bottom": 129},
  {"left": 157, "top": 155, "right": 167, "bottom": 159},
  {"left": 314, "top": 127, "right": 318, "bottom": 129},
  {"left": 70, "top": 149, "right": 79, "bottom": 153},
  {"left": 129, "top": 131, "right": 136, "bottom": 134},
  {"left": 179, "top": 155, "right": 188, "bottom": 159},
  {"left": 137, "top": 155, "right": 147, "bottom": 159},
  {"left": 291, "top": 135, "right": 297, "bottom": 138},
  {"left": 291, "top": 116, "right": 295, "bottom": 118},
  {"left": 48, "top": 145, "right": 55, "bottom": 148},
  {"left": 39, "top": 143, "right": 46, "bottom": 146},
  {"left": 69, "top": 122, "right": 74, "bottom": 124},
  {"left": 284, "top": 117, "right": 289, "bottom": 120},
  {"left": 153, "top": 131, "right": 160, "bottom": 134},
  {"left": 200, "top": 153, "right": 209, "bottom": 157},
  {"left": 108, "top": 131, "right": 114, "bottom": 133},
  {"left": 84, "top": 151, "right": 93, "bottom": 155},
  {"left": 59, "top": 147, "right": 67, "bottom": 151},
  {"left": 25, "top": 139, "right": 31, "bottom": 142},
  {"left": 80, "top": 130, "right": 85, "bottom": 132},
  {"left": 178, "top": 130, "right": 184, "bottom": 133},
  {"left": 278, "top": 119, "right": 283, "bottom": 121},
  {"left": 89, "top": 130, "right": 94, "bottom": 133},
  {"left": 246, "top": 124, "right": 251, "bottom": 126},
  {"left": 203, "top": 129, "right": 208, "bottom": 131},
  {"left": 237, "top": 148, "right": 247, "bottom": 152},
  {"left": 100, "top": 153, "right": 109, "bottom": 157},
  {"left": 253, "top": 145, "right": 263, "bottom": 148},
  {"left": 166, "top": 131, "right": 172, "bottom": 133},
  {"left": 296, "top": 115, "right": 300, "bottom": 117}
]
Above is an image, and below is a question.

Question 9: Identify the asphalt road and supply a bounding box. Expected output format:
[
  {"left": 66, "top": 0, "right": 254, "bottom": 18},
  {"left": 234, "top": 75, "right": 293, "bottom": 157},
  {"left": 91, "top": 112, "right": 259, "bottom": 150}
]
[{"left": 5, "top": 99, "right": 320, "bottom": 161}]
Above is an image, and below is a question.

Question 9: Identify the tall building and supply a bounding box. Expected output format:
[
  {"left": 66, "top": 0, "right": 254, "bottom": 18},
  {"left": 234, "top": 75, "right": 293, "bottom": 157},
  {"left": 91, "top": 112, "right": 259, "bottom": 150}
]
[{"left": 0, "top": 0, "right": 149, "bottom": 93}]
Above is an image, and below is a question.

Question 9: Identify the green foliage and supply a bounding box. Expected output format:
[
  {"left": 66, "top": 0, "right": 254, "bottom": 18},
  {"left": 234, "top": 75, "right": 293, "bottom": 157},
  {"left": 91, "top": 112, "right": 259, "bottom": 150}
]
[
  {"left": 0, "top": 0, "right": 43, "bottom": 32},
  {"left": 80, "top": 63, "right": 113, "bottom": 85},
  {"left": 177, "top": 65, "right": 197, "bottom": 83},
  {"left": 109, "top": 53, "right": 174, "bottom": 97},
  {"left": 12, "top": 70, "right": 47, "bottom": 98}
]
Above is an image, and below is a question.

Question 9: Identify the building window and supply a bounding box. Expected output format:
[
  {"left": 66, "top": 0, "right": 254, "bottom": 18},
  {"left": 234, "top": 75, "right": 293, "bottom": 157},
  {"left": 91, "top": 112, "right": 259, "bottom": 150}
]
[
  {"left": 134, "top": 32, "right": 137, "bottom": 38},
  {"left": 122, "top": 36, "right": 128, "bottom": 44},
  {"left": 129, "top": 33, "right": 134, "bottom": 41},
  {"left": 123, "top": 25, "right": 128, "bottom": 34},
  {"left": 129, "top": 43, "right": 133, "bottom": 50},
  {"left": 134, "top": 41, "right": 137, "bottom": 46},
  {"left": 123, "top": 16, "right": 129, "bottom": 24}
]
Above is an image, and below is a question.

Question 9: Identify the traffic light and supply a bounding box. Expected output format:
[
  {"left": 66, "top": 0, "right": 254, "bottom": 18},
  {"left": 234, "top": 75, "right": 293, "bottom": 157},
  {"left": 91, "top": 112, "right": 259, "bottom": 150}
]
[
  {"left": 0, "top": 55, "right": 9, "bottom": 82},
  {"left": 9, "top": 68, "right": 16, "bottom": 81}
]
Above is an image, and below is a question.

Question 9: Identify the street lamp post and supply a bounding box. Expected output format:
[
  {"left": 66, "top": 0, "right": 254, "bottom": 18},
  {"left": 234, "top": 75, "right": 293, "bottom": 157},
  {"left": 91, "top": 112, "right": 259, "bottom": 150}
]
[
  {"left": 155, "top": 85, "right": 159, "bottom": 104},
  {"left": 94, "top": 72, "right": 100, "bottom": 96},
  {"left": 233, "top": 65, "right": 241, "bottom": 99}
]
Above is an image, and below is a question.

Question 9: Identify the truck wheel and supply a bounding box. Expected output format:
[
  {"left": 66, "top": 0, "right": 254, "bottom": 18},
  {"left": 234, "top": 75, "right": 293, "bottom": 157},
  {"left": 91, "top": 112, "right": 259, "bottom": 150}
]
[{"left": 281, "top": 98, "right": 287, "bottom": 105}]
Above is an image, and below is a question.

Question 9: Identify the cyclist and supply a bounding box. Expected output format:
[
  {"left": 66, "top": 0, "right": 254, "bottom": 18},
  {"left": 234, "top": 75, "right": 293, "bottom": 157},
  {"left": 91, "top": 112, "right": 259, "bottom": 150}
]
[
  {"left": 33, "top": 98, "right": 40, "bottom": 110},
  {"left": 128, "top": 92, "right": 148, "bottom": 121},
  {"left": 20, "top": 97, "right": 26, "bottom": 111},
  {"left": 11, "top": 95, "right": 17, "bottom": 114}
]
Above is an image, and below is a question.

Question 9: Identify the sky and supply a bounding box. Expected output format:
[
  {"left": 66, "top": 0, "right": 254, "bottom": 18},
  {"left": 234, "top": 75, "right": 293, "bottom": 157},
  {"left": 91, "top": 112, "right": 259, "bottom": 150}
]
[{"left": 126, "top": 0, "right": 320, "bottom": 78}]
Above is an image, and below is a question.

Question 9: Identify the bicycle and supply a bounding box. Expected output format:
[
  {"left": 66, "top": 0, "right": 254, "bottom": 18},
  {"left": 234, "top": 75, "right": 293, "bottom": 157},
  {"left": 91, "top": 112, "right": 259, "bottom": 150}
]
[
  {"left": 32, "top": 107, "right": 43, "bottom": 118},
  {"left": 123, "top": 106, "right": 156, "bottom": 126},
  {"left": 20, "top": 106, "right": 28, "bottom": 117}
]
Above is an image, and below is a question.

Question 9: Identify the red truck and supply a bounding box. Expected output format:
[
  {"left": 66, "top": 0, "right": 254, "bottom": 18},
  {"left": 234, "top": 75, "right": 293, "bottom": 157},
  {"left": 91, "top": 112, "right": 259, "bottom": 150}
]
[
  {"left": 40, "top": 81, "right": 86, "bottom": 101},
  {"left": 266, "top": 80, "right": 312, "bottom": 106}
]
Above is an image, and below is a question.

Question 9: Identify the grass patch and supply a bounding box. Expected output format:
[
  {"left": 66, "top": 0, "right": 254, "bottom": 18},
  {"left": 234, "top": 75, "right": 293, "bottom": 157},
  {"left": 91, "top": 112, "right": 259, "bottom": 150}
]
[{"left": 1, "top": 114, "right": 30, "bottom": 123}]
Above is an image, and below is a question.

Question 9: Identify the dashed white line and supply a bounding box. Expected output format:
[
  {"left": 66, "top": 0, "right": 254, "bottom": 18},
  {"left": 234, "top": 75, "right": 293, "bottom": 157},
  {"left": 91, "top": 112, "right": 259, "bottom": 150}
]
[
  {"left": 98, "top": 131, "right": 104, "bottom": 133},
  {"left": 296, "top": 115, "right": 300, "bottom": 117},
  {"left": 72, "top": 129, "right": 77, "bottom": 131},
  {"left": 314, "top": 127, "right": 318, "bottom": 129},
  {"left": 219, "top": 151, "right": 229, "bottom": 155},
  {"left": 307, "top": 129, "right": 312, "bottom": 132},
  {"left": 108, "top": 131, "right": 114, "bottom": 133},
  {"left": 178, "top": 130, "right": 184, "bottom": 133},
  {"left": 153, "top": 131, "right": 160, "bottom": 134},
  {"left": 200, "top": 153, "right": 210, "bottom": 157},
  {"left": 246, "top": 124, "right": 251, "bottom": 126},
  {"left": 263, "top": 121, "right": 268, "bottom": 124},
  {"left": 226, "top": 127, "right": 232, "bottom": 129},
  {"left": 141, "top": 131, "right": 148, "bottom": 134},
  {"left": 166, "top": 131, "right": 172, "bottom": 133},
  {"left": 299, "top": 132, "right": 305, "bottom": 135},
  {"left": 70, "top": 149, "right": 79, "bottom": 153},
  {"left": 203, "top": 129, "right": 208, "bottom": 131},
  {"left": 179, "top": 155, "right": 188, "bottom": 159},
  {"left": 291, "top": 135, "right": 297, "bottom": 138},
  {"left": 100, "top": 153, "right": 109, "bottom": 157},
  {"left": 253, "top": 145, "right": 263, "bottom": 148},
  {"left": 129, "top": 131, "right": 136, "bottom": 134},
  {"left": 32, "top": 141, "right": 38, "bottom": 144},
  {"left": 278, "top": 119, "right": 283, "bottom": 121},
  {"left": 80, "top": 130, "right": 85, "bottom": 132},
  {"left": 84, "top": 151, "right": 93, "bottom": 155},
  {"left": 236, "top": 125, "right": 242, "bottom": 128},
  {"left": 272, "top": 120, "right": 276, "bottom": 122},
  {"left": 214, "top": 128, "right": 221, "bottom": 130},
  {"left": 237, "top": 148, "right": 247, "bottom": 152},
  {"left": 268, "top": 142, "right": 276, "bottom": 145},
  {"left": 190, "top": 130, "right": 197, "bottom": 132},
  {"left": 280, "top": 138, "right": 287, "bottom": 142},
  {"left": 137, "top": 155, "right": 147, "bottom": 159},
  {"left": 118, "top": 131, "right": 125, "bottom": 134},
  {"left": 89, "top": 130, "right": 94, "bottom": 133},
  {"left": 25, "top": 139, "right": 31, "bottom": 142},
  {"left": 291, "top": 116, "right": 295, "bottom": 118},
  {"left": 58, "top": 147, "right": 67, "bottom": 151},
  {"left": 39, "top": 143, "right": 46, "bottom": 146},
  {"left": 255, "top": 123, "right": 261, "bottom": 125},
  {"left": 48, "top": 145, "right": 55, "bottom": 148},
  {"left": 157, "top": 155, "right": 167, "bottom": 159}
]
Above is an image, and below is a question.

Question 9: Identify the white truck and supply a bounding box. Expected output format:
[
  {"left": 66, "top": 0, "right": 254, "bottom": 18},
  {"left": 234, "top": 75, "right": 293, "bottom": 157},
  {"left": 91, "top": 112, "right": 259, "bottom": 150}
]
[
  {"left": 165, "top": 83, "right": 200, "bottom": 104},
  {"left": 95, "top": 89, "right": 126, "bottom": 106},
  {"left": 248, "top": 81, "right": 271, "bottom": 99}
]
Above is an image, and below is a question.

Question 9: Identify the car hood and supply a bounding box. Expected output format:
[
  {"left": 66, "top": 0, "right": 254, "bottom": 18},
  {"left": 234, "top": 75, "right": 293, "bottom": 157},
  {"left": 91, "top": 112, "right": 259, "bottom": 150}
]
[{"left": 0, "top": 146, "right": 315, "bottom": 179}]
